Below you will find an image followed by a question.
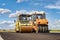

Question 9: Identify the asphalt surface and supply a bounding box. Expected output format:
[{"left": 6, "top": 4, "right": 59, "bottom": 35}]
[{"left": 0, "top": 32, "right": 60, "bottom": 40}]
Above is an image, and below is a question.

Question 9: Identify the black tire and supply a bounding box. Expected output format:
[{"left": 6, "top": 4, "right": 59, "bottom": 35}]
[
  {"left": 42, "top": 25, "right": 49, "bottom": 33},
  {"left": 32, "top": 28, "right": 36, "bottom": 33},
  {"left": 38, "top": 25, "right": 49, "bottom": 33},
  {"left": 38, "top": 26, "right": 43, "bottom": 33},
  {"left": 46, "top": 26, "right": 49, "bottom": 33},
  {"left": 16, "top": 31, "right": 19, "bottom": 33}
]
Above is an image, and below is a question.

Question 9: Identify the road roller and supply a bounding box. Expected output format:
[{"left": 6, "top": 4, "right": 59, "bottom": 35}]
[
  {"left": 32, "top": 11, "right": 49, "bottom": 33},
  {"left": 15, "top": 14, "right": 33, "bottom": 33}
]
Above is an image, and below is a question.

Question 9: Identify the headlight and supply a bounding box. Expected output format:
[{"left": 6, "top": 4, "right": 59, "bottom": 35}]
[
  {"left": 47, "top": 22, "right": 48, "bottom": 24},
  {"left": 34, "top": 22, "right": 36, "bottom": 24},
  {"left": 27, "top": 24, "right": 32, "bottom": 25}
]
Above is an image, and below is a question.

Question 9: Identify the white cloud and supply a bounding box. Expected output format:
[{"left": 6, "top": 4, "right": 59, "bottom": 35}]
[
  {"left": 16, "top": 0, "right": 28, "bottom": 3},
  {"left": 0, "top": 8, "right": 11, "bottom": 14},
  {"left": 56, "top": 12, "right": 60, "bottom": 14},
  {"left": 16, "top": 0, "right": 21, "bottom": 3},
  {"left": 45, "top": 0, "right": 60, "bottom": 9},
  {"left": 2, "top": 3, "right": 6, "bottom": 6},
  {"left": 33, "top": 3, "right": 40, "bottom": 6},
  {"left": 0, "top": 21, "right": 6, "bottom": 25},
  {"left": 45, "top": 5, "right": 60, "bottom": 9},
  {"left": 9, "top": 10, "right": 29, "bottom": 18},
  {"left": 49, "top": 20, "right": 60, "bottom": 30},
  {"left": 30, "top": 2, "right": 41, "bottom": 6},
  {"left": 9, "top": 13, "right": 18, "bottom": 18},
  {"left": 9, "top": 24, "right": 15, "bottom": 27},
  {"left": 55, "top": 1, "right": 60, "bottom": 6},
  {"left": 0, "top": 20, "right": 15, "bottom": 29},
  {"left": 0, "top": 20, "right": 14, "bottom": 25},
  {"left": 9, "top": 10, "right": 45, "bottom": 18}
]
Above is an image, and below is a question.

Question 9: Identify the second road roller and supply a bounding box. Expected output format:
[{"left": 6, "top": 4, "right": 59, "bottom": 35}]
[{"left": 32, "top": 11, "right": 49, "bottom": 33}]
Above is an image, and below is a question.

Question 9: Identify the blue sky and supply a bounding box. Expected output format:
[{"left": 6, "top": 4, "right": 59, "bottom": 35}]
[{"left": 0, "top": 0, "right": 60, "bottom": 30}]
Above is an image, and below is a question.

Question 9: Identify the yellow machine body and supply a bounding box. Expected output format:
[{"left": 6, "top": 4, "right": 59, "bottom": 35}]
[
  {"left": 15, "top": 14, "right": 33, "bottom": 33},
  {"left": 32, "top": 11, "right": 48, "bottom": 32},
  {"left": 15, "top": 11, "right": 49, "bottom": 33}
]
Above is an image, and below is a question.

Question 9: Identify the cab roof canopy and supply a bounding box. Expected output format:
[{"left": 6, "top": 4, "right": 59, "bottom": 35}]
[
  {"left": 18, "top": 13, "right": 32, "bottom": 15},
  {"left": 32, "top": 11, "right": 45, "bottom": 14},
  {"left": 18, "top": 13, "right": 31, "bottom": 17}
]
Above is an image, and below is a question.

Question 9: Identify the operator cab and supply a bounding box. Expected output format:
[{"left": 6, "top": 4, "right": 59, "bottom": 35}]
[
  {"left": 19, "top": 14, "right": 31, "bottom": 21},
  {"left": 18, "top": 14, "right": 32, "bottom": 24},
  {"left": 32, "top": 11, "right": 46, "bottom": 21},
  {"left": 32, "top": 11, "right": 48, "bottom": 33}
]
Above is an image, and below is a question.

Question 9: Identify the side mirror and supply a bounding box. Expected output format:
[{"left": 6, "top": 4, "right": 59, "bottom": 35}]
[{"left": 14, "top": 20, "right": 16, "bottom": 22}]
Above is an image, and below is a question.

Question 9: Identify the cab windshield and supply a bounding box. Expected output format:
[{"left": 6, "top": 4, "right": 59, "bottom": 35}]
[
  {"left": 19, "top": 15, "right": 31, "bottom": 21},
  {"left": 36, "top": 14, "right": 43, "bottom": 19},
  {"left": 32, "top": 14, "right": 45, "bottom": 20}
]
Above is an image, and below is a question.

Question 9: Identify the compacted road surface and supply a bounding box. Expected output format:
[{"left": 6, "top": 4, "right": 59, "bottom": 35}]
[{"left": 0, "top": 32, "right": 60, "bottom": 40}]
